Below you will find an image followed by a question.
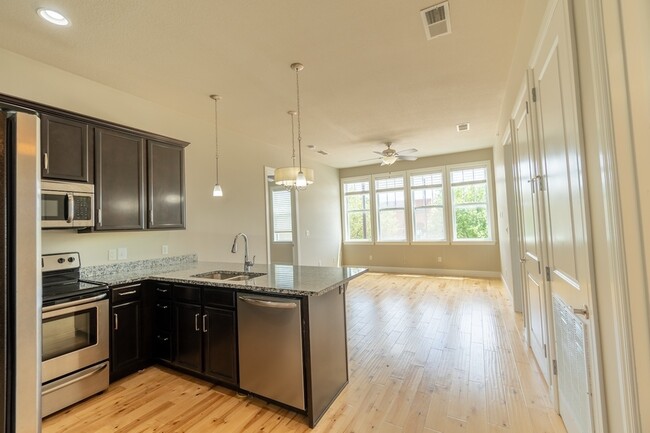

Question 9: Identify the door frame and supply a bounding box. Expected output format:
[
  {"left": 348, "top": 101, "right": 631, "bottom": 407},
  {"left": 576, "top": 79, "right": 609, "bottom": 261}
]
[{"left": 264, "top": 166, "right": 300, "bottom": 265}]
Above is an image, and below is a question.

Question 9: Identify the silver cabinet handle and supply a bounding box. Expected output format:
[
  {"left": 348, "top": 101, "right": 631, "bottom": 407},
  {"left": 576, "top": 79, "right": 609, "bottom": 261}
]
[
  {"left": 156, "top": 303, "right": 169, "bottom": 309},
  {"left": 202, "top": 314, "right": 208, "bottom": 333},
  {"left": 118, "top": 290, "right": 137, "bottom": 296},
  {"left": 43, "top": 152, "right": 49, "bottom": 172},
  {"left": 149, "top": 209, "right": 154, "bottom": 226},
  {"left": 156, "top": 287, "right": 169, "bottom": 294},
  {"left": 238, "top": 296, "right": 298, "bottom": 309},
  {"left": 114, "top": 313, "right": 118, "bottom": 330},
  {"left": 194, "top": 313, "right": 200, "bottom": 331},
  {"left": 97, "top": 208, "right": 102, "bottom": 226}
]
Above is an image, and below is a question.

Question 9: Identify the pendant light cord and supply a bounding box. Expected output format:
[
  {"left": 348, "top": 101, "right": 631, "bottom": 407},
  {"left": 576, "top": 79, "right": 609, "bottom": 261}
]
[
  {"left": 213, "top": 96, "right": 220, "bottom": 184},
  {"left": 295, "top": 67, "right": 303, "bottom": 173},
  {"left": 290, "top": 112, "right": 296, "bottom": 167}
]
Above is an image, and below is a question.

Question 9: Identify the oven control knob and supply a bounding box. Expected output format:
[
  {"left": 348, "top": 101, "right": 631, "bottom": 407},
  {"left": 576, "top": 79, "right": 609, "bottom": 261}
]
[
  {"left": 57, "top": 258, "right": 65, "bottom": 264},
  {"left": 68, "top": 257, "right": 76, "bottom": 263}
]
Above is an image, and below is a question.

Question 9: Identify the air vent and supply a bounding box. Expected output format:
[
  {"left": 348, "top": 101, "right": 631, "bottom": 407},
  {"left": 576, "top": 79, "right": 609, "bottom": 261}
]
[
  {"left": 317, "top": 150, "right": 328, "bottom": 155},
  {"left": 421, "top": 2, "right": 451, "bottom": 40},
  {"left": 456, "top": 122, "right": 470, "bottom": 132},
  {"left": 307, "top": 144, "right": 316, "bottom": 149}
]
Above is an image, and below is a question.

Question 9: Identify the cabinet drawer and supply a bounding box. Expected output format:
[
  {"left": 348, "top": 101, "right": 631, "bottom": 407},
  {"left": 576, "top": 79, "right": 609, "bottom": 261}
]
[
  {"left": 154, "top": 332, "right": 172, "bottom": 362},
  {"left": 174, "top": 285, "right": 201, "bottom": 304},
  {"left": 154, "top": 300, "right": 172, "bottom": 330},
  {"left": 111, "top": 284, "right": 141, "bottom": 303},
  {"left": 153, "top": 283, "right": 172, "bottom": 299},
  {"left": 204, "top": 287, "right": 235, "bottom": 309}
]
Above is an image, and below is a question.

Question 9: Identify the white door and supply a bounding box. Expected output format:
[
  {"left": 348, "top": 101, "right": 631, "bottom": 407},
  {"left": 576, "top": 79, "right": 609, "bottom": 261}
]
[
  {"left": 265, "top": 167, "right": 298, "bottom": 265},
  {"left": 532, "top": 0, "right": 596, "bottom": 431},
  {"left": 512, "top": 82, "right": 551, "bottom": 383}
]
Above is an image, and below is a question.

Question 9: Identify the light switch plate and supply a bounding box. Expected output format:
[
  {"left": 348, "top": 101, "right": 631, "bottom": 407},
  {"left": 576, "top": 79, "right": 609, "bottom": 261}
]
[
  {"left": 162, "top": 245, "right": 169, "bottom": 255},
  {"left": 108, "top": 249, "right": 117, "bottom": 261},
  {"left": 118, "top": 247, "right": 127, "bottom": 260}
]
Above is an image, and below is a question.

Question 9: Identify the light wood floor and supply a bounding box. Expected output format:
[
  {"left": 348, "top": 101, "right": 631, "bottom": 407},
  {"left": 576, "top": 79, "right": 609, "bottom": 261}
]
[{"left": 43, "top": 273, "right": 567, "bottom": 433}]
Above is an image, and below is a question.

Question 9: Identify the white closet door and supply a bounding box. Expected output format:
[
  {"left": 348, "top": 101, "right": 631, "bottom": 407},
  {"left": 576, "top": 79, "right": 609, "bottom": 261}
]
[{"left": 532, "top": 0, "right": 595, "bottom": 431}]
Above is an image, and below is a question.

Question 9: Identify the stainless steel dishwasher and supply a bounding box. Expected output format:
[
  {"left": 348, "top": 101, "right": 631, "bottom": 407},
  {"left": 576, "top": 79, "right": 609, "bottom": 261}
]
[{"left": 237, "top": 294, "right": 305, "bottom": 410}]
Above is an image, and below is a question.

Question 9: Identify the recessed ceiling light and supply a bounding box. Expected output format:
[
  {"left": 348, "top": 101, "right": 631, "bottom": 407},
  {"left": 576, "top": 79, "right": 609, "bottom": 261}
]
[{"left": 37, "top": 8, "right": 70, "bottom": 26}]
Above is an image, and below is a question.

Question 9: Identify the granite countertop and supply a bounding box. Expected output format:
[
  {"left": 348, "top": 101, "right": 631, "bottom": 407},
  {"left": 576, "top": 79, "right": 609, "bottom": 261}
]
[{"left": 86, "top": 261, "right": 367, "bottom": 296}]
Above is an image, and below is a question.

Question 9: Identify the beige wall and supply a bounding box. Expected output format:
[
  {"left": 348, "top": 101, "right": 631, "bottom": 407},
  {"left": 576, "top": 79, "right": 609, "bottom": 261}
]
[
  {"left": 339, "top": 148, "right": 501, "bottom": 275},
  {"left": 0, "top": 48, "right": 342, "bottom": 267}
]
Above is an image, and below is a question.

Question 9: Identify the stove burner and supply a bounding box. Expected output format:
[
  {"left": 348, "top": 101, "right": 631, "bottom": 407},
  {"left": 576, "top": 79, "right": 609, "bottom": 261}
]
[{"left": 42, "top": 252, "right": 108, "bottom": 305}]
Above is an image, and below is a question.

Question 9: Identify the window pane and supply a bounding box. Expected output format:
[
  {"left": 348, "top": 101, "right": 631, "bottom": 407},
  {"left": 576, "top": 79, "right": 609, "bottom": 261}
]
[
  {"left": 378, "top": 209, "right": 406, "bottom": 241},
  {"left": 272, "top": 189, "right": 292, "bottom": 242},
  {"left": 375, "top": 177, "right": 404, "bottom": 190},
  {"left": 412, "top": 187, "right": 443, "bottom": 207},
  {"left": 347, "top": 211, "right": 371, "bottom": 240},
  {"left": 455, "top": 205, "right": 488, "bottom": 239},
  {"left": 413, "top": 207, "right": 445, "bottom": 241},
  {"left": 452, "top": 183, "right": 487, "bottom": 205},
  {"left": 410, "top": 172, "right": 443, "bottom": 187},
  {"left": 376, "top": 190, "right": 404, "bottom": 209},
  {"left": 450, "top": 167, "right": 487, "bottom": 184},
  {"left": 344, "top": 181, "right": 370, "bottom": 193},
  {"left": 345, "top": 194, "right": 370, "bottom": 211}
]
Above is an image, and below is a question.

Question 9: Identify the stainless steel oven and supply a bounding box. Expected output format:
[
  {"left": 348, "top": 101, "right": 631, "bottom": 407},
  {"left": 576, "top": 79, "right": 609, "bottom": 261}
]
[
  {"left": 41, "top": 253, "right": 109, "bottom": 417},
  {"left": 41, "top": 180, "right": 94, "bottom": 229}
]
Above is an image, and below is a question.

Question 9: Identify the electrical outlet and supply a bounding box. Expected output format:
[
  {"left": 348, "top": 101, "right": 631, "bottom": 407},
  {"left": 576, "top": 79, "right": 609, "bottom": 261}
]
[
  {"left": 108, "top": 249, "right": 117, "bottom": 261},
  {"left": 162, "top": 245, "right": 169, "bottom": 255},
  {"left": 118, "top": 247, "right": 127, "bottom": 260},
  {"left": 318, "top": 259, "right": 322, "bottom": 266},
  {"left": 437, "top": 256, "right": 443, "bottom": 263},
  {"left": 305, "top": 229, "right": 310, "bottom": 238},
  {"left": 369, "top": 255, "right": 373, "bottom": 261}
]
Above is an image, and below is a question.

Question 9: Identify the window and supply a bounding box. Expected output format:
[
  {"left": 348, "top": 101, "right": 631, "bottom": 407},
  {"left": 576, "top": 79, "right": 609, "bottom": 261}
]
[
  {"left": 375, "top": 175, "right": 407, "bottom": 242},
  {"left": 343, "top": 179, "right": 372, "bottom": 242},
  {"left": 271, "top": 189, "right": 293, "bottom": 242},
  {"left": 449, "top": 164, "right": 492, "bottom": 241},
  {"left": 410, "top": 170, "right": 445, "bottom": 242}
]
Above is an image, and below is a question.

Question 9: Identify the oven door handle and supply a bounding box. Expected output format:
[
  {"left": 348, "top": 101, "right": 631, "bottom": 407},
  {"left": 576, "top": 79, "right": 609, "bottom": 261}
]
[
  {"left": 41, "top": 362, "right": 108, "bottom": 396},
  {"left": 42, "top": 292, "right": 108, "bottom": 313}
]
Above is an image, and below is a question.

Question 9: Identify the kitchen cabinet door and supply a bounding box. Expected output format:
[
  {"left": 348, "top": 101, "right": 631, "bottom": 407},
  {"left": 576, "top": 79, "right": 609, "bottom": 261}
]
[
  {"left": 41, "top": 114, "right": 93, "bottom": 183},
  {"left": 95, "top": 127, "right": 146, "bottom": 230},
  {"left": 173, "top": 302, "right": 203, "bottom": 373},
  {"left": 203, "top": 306, "right": 238, "bottom": 384},
  {"left": 111, "top": 300, "right": 141, "bottom": 379},
  {"left": 147, "top": 140, "right": 185, "bottom": 229}
]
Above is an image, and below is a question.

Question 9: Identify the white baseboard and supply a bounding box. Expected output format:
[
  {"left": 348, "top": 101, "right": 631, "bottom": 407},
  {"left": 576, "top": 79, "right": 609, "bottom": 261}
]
[{"left": 363, "top": 265, "right": 501, "bottom": 279}]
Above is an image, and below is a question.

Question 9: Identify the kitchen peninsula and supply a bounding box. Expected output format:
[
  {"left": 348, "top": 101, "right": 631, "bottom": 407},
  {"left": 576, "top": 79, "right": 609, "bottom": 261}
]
[{"left": 81, "top": 256, "right": 366, "bottom": 428}]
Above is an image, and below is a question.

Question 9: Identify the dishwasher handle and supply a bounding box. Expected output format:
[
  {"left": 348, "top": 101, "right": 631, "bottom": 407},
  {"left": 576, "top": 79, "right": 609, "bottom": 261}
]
[{"left": 238, "top": 296, "right": 298, "bottom": 309}]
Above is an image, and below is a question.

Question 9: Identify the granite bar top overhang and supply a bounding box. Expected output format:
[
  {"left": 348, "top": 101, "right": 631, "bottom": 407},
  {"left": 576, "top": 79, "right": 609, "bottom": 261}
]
[{"left": 85, "top": 260, "right": 367, "bottom": 296}]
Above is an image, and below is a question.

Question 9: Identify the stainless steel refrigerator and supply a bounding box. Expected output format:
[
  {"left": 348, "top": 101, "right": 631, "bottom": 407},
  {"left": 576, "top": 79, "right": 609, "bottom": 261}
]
[{"left": 1, "top": 104, "right": 42, "bottom": 432}]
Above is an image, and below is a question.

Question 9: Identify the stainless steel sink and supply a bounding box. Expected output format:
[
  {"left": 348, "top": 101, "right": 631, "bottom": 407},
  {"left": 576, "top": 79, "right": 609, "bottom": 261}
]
[{"left": 191, "top": 271, "right": 265, "bottom": 281}]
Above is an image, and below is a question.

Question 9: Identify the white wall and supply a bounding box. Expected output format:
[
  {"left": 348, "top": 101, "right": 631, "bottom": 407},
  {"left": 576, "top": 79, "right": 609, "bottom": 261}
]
[{"left": 0, "top": 48, "right": 341, "bottom": 268}]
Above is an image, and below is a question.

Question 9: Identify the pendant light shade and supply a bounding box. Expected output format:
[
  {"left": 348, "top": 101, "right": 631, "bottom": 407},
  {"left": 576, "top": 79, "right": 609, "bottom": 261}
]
[
  {"left": 274, "top": 63, "right": 314, "bottom": 190},
  {"left": 210, "top": 94, "right": 223, "bottom": 197}
]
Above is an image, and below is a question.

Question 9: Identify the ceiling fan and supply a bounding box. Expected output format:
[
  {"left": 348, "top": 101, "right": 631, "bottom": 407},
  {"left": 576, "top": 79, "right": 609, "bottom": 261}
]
[{"left": 360, "top": 142, "right": 418, "bottom": 166}]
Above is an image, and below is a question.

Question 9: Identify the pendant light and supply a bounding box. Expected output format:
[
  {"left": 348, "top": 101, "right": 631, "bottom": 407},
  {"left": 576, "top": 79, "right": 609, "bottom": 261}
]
[
  {"left": 274, "top": 111, "right": 302, "bottom": 190},
  {"left": 275, "top": 62, "right": 314, "bottom": 190},
  {"left": 210, "top": 94, "right": 223, "bottom": 197}
]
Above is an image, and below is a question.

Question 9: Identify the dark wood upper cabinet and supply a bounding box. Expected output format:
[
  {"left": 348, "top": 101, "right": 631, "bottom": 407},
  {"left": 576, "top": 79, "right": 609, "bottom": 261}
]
[
  {"left": 95, "top": 128, "right": 146, "bottom": 230},
  {"left": 41, "top": 114, "right": 93, "bottom": 183},
  {"left": 147, "top": 140, "right": 185, "bottom": 229}
]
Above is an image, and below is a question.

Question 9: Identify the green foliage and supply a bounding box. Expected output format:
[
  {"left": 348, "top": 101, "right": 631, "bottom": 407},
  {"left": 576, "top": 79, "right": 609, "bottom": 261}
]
[
  {"left": 453, "top": 184, "right": 487, "bottom": 204},
  {"left": 455, "top": 206, "right": 488, "bottom": 239},
  {"left": 348, "top": 211, "right": 371, "bottom": 240}
]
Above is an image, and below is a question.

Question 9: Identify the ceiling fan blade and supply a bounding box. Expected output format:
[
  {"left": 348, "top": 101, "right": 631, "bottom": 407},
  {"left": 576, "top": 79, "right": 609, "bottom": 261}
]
[
  {"left": 397, "top": 155, "right": 418, "bottom": 161},
  {"left": 372, "top": 151, "right": 385, "bottom": 156},
  {"left": 359, "top": 156, "right": 382, "bottom": 162},
  {"left": 397, "top": 148, "right": 418, "bottom": 154}
]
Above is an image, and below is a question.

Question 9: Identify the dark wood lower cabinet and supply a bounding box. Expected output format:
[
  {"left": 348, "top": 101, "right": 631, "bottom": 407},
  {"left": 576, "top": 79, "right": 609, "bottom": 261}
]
[
  {"left": 173, "top": 302, "right": 203, "bottom": 373},
  {"left": 203, "top": 306, "right": 237, "bottom": 384}
]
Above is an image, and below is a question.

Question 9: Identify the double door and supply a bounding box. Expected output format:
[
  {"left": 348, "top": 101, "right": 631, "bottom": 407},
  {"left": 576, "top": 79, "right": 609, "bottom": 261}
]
[
  {"left": 173, "top": 286, "right": 238, "bottom": 385},
  {"left": 510, "top": 0, "right": 598, "bottom": 432}
]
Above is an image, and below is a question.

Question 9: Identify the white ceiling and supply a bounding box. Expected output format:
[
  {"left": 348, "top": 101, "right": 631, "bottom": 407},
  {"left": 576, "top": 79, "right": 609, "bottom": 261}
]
[{"left": 0, "top": 0, "right": 525, "bottom": 168}]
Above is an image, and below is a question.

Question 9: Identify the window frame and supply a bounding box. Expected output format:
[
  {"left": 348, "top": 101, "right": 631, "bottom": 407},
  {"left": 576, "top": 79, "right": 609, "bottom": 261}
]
[
  {"left": 373, "top": 172, "right": 409, "bottom": 244},
  {"left": 447, "top": 161, "right": 496, "bottom": 245},
  {"left": 341, "top": 175, "right": 374, "bottom": 244},
  {"left": 270, "top": 187, "right": 294, "bottom": 244},
  {"left": 408, "top": 166, "right": 448, "bottom": 244}
]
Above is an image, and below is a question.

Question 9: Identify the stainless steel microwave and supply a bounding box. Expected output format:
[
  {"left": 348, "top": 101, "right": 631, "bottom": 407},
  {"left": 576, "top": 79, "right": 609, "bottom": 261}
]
[{"left": 41, "top": 181, "right": 95, "bottom": 229}]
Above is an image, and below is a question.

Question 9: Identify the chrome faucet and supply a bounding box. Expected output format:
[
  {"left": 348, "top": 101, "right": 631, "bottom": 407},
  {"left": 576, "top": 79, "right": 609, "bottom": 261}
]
[{"left": 231, "top": 233, "right": 255, "bottom": 271}]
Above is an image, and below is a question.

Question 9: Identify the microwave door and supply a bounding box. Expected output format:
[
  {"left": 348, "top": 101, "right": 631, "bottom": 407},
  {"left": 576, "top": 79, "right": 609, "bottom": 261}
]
[{"left": 42, "top": 191, "right": 72, "bottom": 228}]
